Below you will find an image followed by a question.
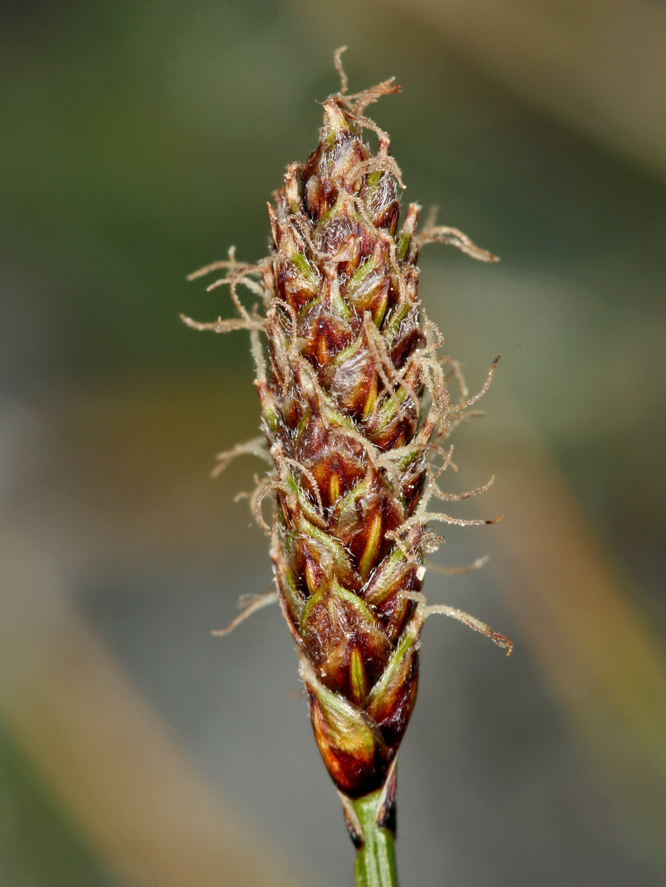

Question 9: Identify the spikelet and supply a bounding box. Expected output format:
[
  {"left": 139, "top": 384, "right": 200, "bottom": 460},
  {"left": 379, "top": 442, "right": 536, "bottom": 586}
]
[{"left": 185, "top": 48, "right": 511, "bottom": 837}]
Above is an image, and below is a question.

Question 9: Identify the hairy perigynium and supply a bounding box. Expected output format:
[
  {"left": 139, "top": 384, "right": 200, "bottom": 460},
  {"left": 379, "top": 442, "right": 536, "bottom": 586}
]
[{"left": 184, "top": 49, "right": 511, "bottom": 877}]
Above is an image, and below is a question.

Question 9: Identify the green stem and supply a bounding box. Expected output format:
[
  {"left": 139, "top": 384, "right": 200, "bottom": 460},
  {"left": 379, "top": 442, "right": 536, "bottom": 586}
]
[{"left": 351, "top": 790, "right": 399, "bottom": 887}]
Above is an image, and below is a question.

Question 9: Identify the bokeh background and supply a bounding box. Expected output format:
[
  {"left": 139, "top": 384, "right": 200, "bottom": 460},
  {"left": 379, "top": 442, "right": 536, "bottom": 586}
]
[{"left": 1, "top": 1, "right": 665, "bottom": 885}]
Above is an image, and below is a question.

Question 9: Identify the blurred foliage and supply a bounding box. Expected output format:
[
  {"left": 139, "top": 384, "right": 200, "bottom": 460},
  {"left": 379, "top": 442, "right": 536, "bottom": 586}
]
[
  {"left": 0, "top": 1, "right": 665, "bottom": 884},
  {"left": 0, "top": 721, "right": 116, "bottom": 886}
]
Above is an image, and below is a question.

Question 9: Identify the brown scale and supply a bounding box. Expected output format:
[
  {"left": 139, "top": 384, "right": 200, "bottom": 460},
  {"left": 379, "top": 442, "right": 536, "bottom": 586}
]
[
  {"left": 347, "top": 277, "right": 391, "bottom": 326},
  {"left": 275, "top": 267, "right": 320, "bottom": 313},
  {"left": 297, "top": 298, "right": 357, "bottom": 368},
  {"left": 317, "top": 214, "right": 356, "bottom": 258},
  {"left": 390, "top": 326, "right": 425, "bottom": 370},
  {"left": 287, "top": 528, "right": 362, "bottom": 596},
  {"left": 327, "top": 477, "right": 404, "bottom": 579},
  {"left": 293, "top": 418, "right": 367, "bottom": 508},
  {"left": 330, "top": 238, "right": 364, "bottom": 286},
  {"left": 321, "top": 334, "right": 378, "bottom": 419},
  {"left": 301, "top": 101, "right": 370, "bottom": 219},
  {"left": 375, "top": 584, "right": 420, "bottom": 642},
  {"left": 360, "top": 174, "right": 401, "bottom": 234},
  {"left": 308, "top": 693, "right": 390, "bottom": 798},
  {"left": 366, "top": 650, "right": 419, "bottom": 748},
  {"left": 400, "top": 463, "right": 427, "bottom": 516},
  {"left": 300, "top": 586, "right": 392, "bottom": 694},
  {"left": 364, "top": 400, "right": 418, "bottom": 451}
]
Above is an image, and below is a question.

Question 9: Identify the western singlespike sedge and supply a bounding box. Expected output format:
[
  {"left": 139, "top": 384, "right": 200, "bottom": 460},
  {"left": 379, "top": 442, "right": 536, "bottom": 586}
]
[{"left": 183, "top": 47, "right": 512, "bottom": 887}]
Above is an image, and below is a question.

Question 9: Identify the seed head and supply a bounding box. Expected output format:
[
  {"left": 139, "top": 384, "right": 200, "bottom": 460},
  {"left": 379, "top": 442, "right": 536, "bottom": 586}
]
[{"left": 185, "top": 49, "right": 510, "bottom": 814}]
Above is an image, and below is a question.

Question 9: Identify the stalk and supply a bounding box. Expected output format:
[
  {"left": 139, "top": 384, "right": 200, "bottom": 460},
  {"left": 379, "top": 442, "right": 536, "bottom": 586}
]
[{"left": 352, "top": 790, "right": 399, "bottom": 887}]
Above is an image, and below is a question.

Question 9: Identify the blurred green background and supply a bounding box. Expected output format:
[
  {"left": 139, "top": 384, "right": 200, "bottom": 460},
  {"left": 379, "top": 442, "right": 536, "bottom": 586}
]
[{"left": 1, "top": 1, "right": 665, "bottom": 885}]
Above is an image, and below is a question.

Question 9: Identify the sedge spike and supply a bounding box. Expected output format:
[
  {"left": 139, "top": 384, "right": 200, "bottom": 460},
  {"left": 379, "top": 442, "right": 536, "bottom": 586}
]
[{"left": 185, "top": 48, "right": 511, "bottom": 887}]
